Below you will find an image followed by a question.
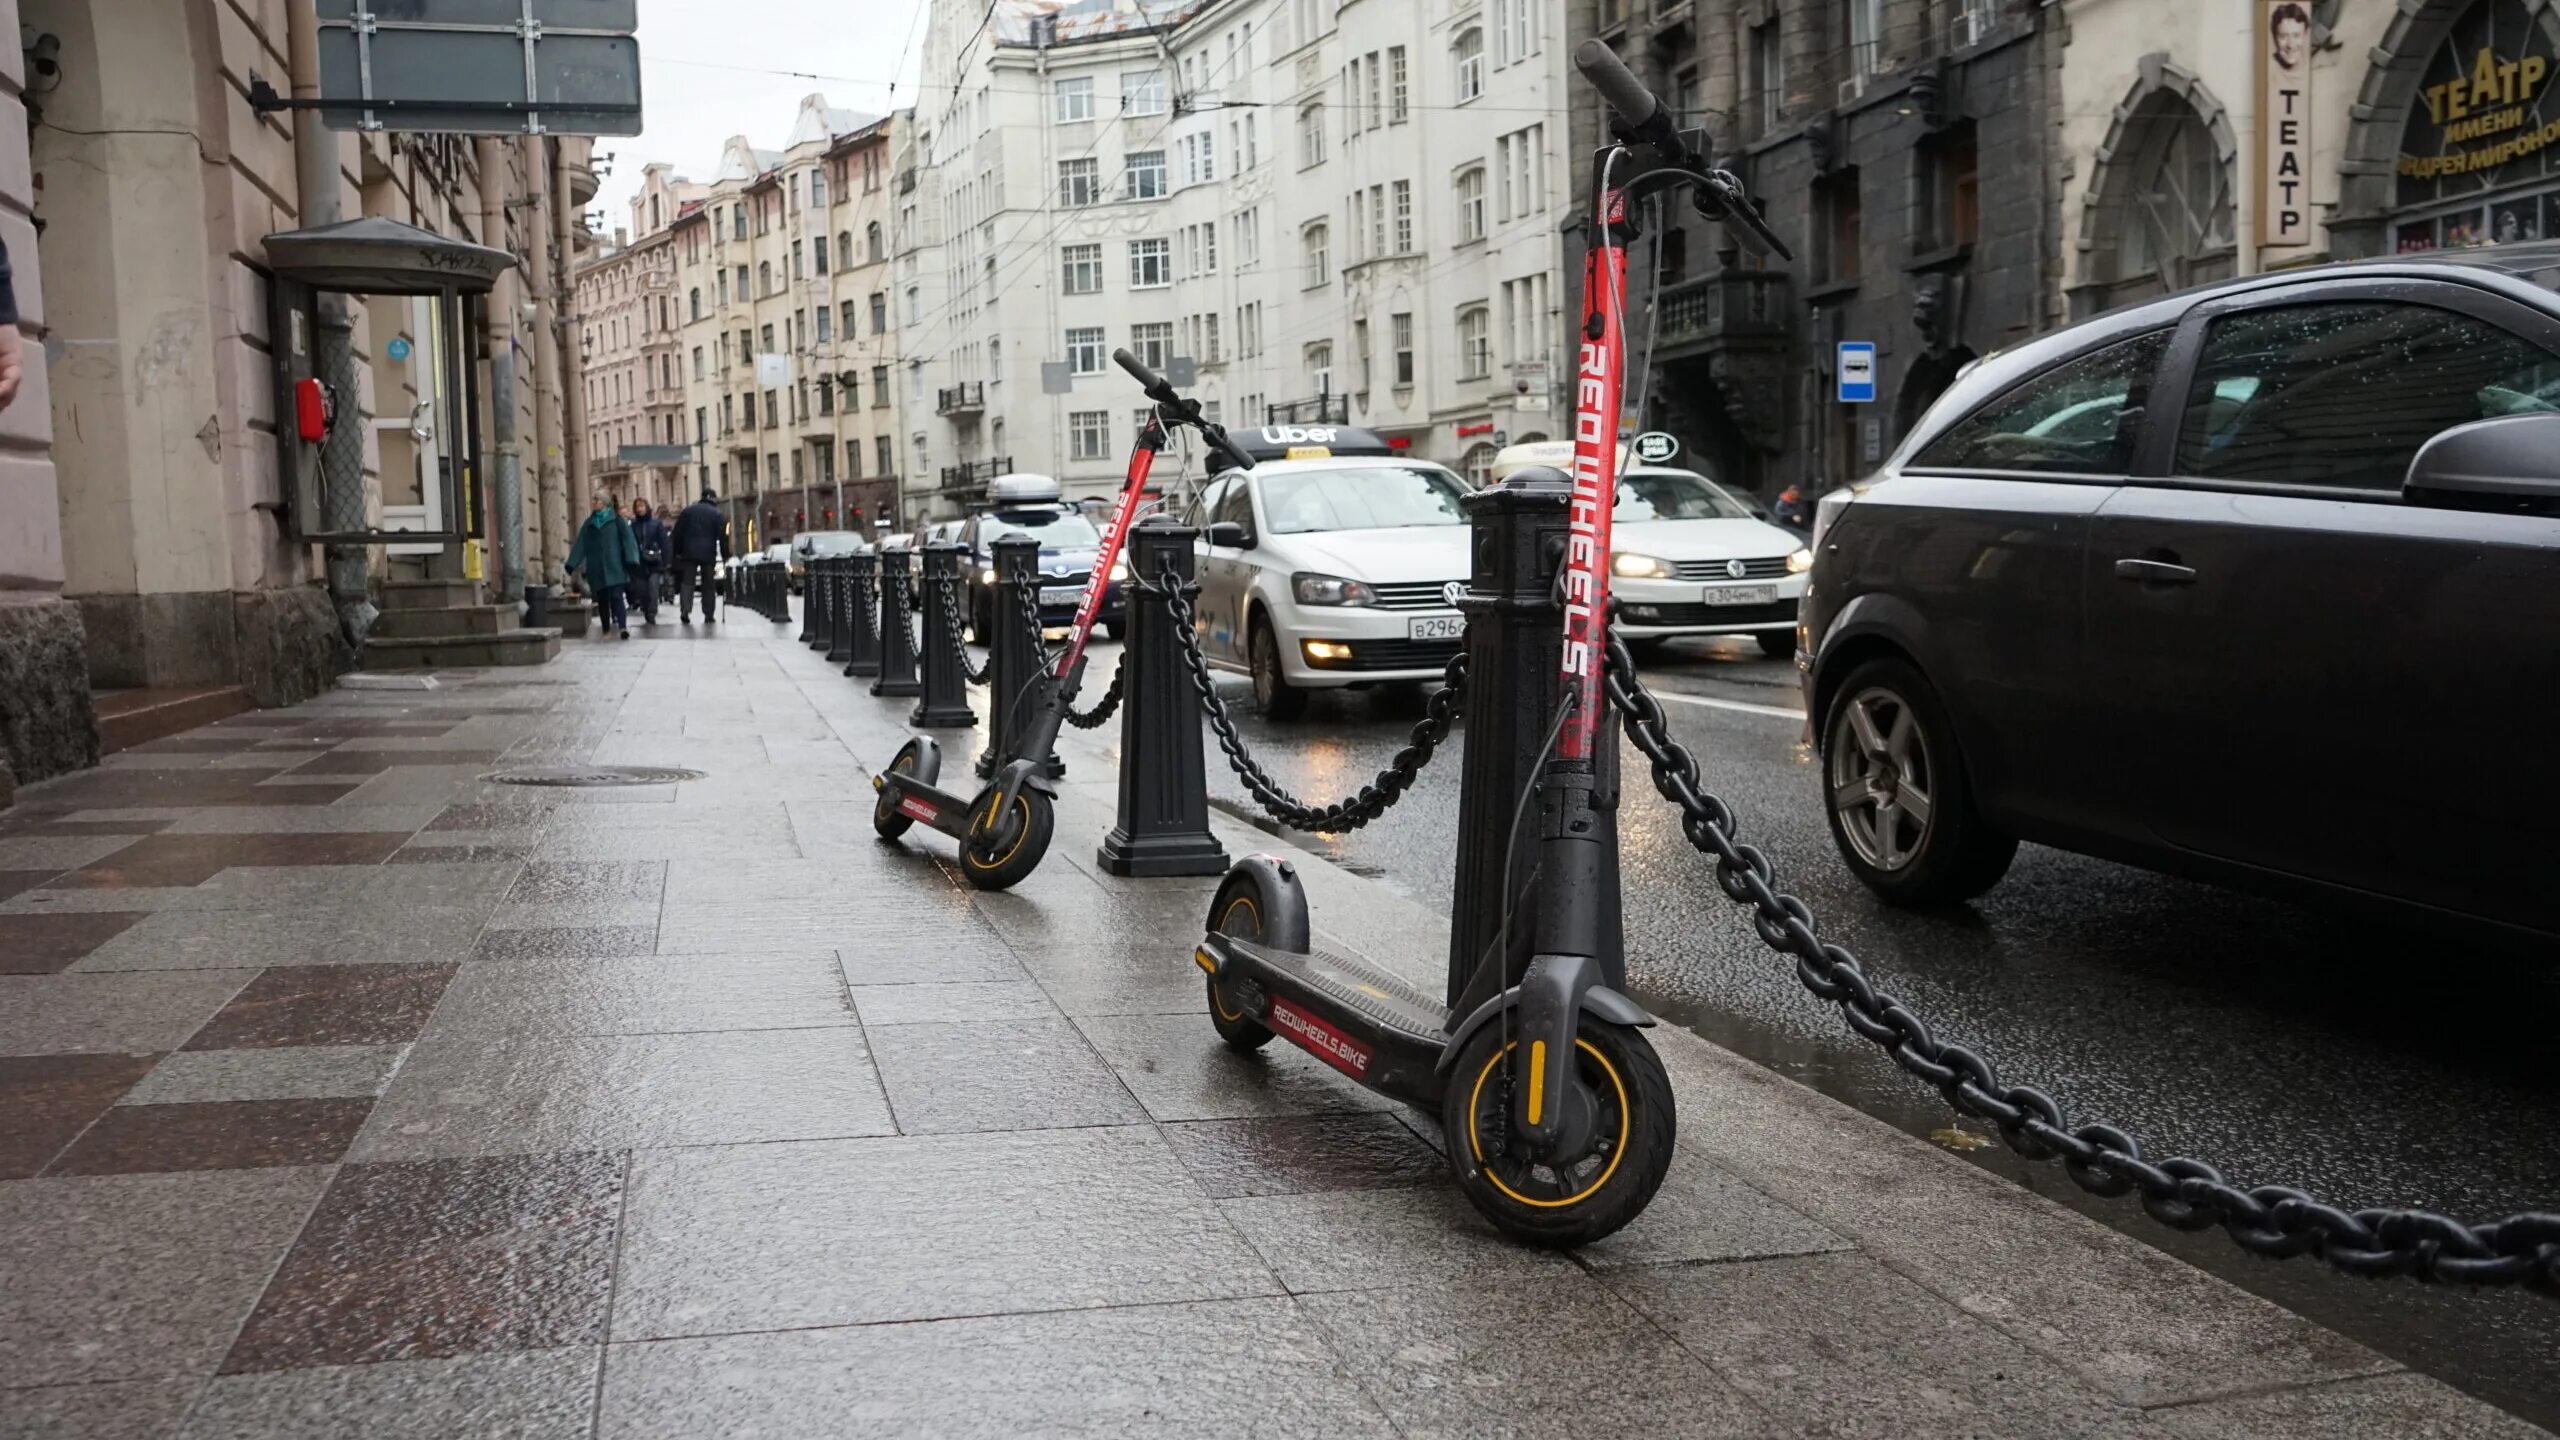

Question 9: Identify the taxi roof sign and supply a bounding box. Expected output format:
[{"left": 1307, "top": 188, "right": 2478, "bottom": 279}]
[{"left": 1213, "top": 423, "right": 1397, "bottom": 472}]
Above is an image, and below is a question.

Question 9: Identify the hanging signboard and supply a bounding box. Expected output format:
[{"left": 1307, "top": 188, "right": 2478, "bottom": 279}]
[
  {"left": 305, "top": 1, "right": 642, "bottom": 136},
  {"left": 2259, "top": 0, "right": 2316, "bottom": 247},
  {"left": 2391, "top": 0, "right": 2560, "bottom": 252}
]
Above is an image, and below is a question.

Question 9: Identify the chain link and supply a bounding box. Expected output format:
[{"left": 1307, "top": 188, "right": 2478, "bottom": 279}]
[
  {"left": 1599, "top": 623, "right": 2560, "bottom": 1292},
  {"left": 935, "top": 575, "right": 993, "bottom": 684},
  {"left": 1065, "top": 658, "right": 1125, "bottom": 729},
  {"left": 1160, "top": 566, "right": 1463, "bottom": 833}
]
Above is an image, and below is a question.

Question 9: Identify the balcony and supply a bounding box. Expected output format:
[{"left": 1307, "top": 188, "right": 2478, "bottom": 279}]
[
  {"left": 1657, "top": 271, "right": 1791, "bottom": 352},
  {"left": 937, "top": 457, "right": 1014, "bottom": 498},
  {"left": 936, "top": 381, "right": 986, "bottom": 417},
  {"left": 1264, "top": 394, "right": 1348, "bottom": 425}
]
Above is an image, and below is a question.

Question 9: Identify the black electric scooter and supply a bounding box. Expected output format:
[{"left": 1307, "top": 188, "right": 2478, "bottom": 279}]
[
  {"left": 872, "top": 349, "right": 1252, "bottom": 890},
  {"left": 1189, "top": 44, "right": 1792, "bottom": 1246}
]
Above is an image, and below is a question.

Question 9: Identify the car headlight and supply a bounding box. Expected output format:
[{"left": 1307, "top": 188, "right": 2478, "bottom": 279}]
[
  {"left": 979, "top": 568, "right": 998, "bottom": 585},
  {"left": 1786, "top": 547, "right": 1814, "bottom": 574},
  {"left": 1611, "top": 552, "right": 1672, "bottom": 579},
  {"left": 1108, "top": 558, "right": 1129, "bottom": 582},
  {"left": 1291, "top": 572, "right": 1376, "bottom": 606}
]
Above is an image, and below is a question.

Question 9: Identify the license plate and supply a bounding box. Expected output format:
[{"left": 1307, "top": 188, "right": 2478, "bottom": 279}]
[
  {"left": 1039, "top": 585, "right": 1083, "bottom": 605},
  {"left": 1407, "top": 615, "right": 1465, "bottom": 640},
  {"left": 1701, "top": 585, "right": 1776, "bottom": 607}
]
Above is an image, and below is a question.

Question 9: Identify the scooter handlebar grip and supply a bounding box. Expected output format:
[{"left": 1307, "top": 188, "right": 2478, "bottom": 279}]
[
  {"left": 1576, "top": 39, "right": 1662, "bottom": 130},
  {"left": 1205, "top": 424, "right": 1255, "bottom": 471},
  {"left": 1112, "top": 346, "right": 1177, "bottom": 403}
]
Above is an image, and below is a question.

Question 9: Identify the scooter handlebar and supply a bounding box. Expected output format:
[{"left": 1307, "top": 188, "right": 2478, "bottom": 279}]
[
  {"left": 1202, "top": 423, "right": 1255, "bottom": 472},
  {"left": 1575, "top": 39, "right": 1663, "bottom": 133},
  {"left": 1112, "top": 347, "right": 1178, "bottom": 405},
  {"left": 1113, "top": 346, "right": 1251, "bottom": 468}
]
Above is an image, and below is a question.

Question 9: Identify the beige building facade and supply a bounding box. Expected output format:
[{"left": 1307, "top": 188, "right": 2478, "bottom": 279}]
[{"left": 0, "top": 0, "right": 590, "bottom": 803}]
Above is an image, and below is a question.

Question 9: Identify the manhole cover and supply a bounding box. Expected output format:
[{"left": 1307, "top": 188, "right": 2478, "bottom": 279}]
[{"left": 483, "top": 765, "right": 704, "bottom": 787}]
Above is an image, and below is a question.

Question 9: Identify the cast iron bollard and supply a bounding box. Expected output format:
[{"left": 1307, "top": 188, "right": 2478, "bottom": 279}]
[
  {"left": 808, "top": 557, "right": 839, "bottom": 650},
  {"left": 1443, "top": 468, "right": 1622, "bottom": 1011},
  {"left": 825, "top": 556, "right": 856, "bottom": 665},
  {"left": 1098, "top": 519, "right": 1228, "bottom": 876},
  {"left": 911, "top": 542, "right": 978, "bottom": 728},
  {"left": 798, "top": 557, "right": 824, "bottom": 645},
  {"left": 976, "top": 534, "right": 1059, "bottom": 779},
  {"left": 871, "top": 545, "right": 922, "bottom": 698},
  {"left": 843, "top": 552, "right": 880, "bottom": 678}
]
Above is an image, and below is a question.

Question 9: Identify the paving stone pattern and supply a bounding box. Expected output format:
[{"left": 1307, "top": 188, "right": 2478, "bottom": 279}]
[{"left": 0, "top": 623, "right": 2539, "bottom": 1438}]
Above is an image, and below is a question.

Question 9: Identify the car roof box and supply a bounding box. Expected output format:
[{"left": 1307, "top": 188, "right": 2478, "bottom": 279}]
[
  {"left": 986, "top": 473, "right": 1063, "bottom": 504},
  {"left": 1213, "top": 423, "right": 1399, "bottom": 472}
]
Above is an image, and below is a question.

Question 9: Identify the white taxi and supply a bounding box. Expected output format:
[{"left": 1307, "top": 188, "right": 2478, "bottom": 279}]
[
  {"left": 1190, "top": 425, "right": 1472, "bottom": 718},
  {"left": 1491, "top": 441, "right": 1812, "bottom": 657}
]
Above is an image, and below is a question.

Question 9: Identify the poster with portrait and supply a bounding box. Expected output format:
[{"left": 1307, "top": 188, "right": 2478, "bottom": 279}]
[{"left": 2260, "top": 1, "right": 2317, "bottom": 246}]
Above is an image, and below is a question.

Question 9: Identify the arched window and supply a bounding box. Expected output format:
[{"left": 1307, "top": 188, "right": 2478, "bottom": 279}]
[
  {"left": 1454, "top": 166, "right": 1487, "bottom": 243},
  {"left": 867, "top": 221, "right": 885, "bottom": 262},
  {"left": 758, "top": 261, "right": 772, "bottom": 294},
  {"left": 2077, "top": 78, "right": 2235, "bottom": 315},
  {"left": 1454, "top": 28, "right": 1485, "bottom": 103},
  {"left": 1298, "top": 103, "right": 1326, "bottom": 168},
  {"left": 1302, "top": 221, "right": 1330, "bottom": 286},
  {"left": 1456, "top": 305, "right": 1490, "bottom": 379},
  {"left": 839, "top": 231, "right": 853, "bottom": 269},
  {"left": 1461, "top": 441, "right": 1496, "bottom": 485},
  {"left": 650, "top": 195, "right": 662, "bottom": 230}
]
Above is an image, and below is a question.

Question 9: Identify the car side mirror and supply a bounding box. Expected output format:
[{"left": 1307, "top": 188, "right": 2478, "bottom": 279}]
[
  {"left": 2406, "top": 413, "right": 2560, "bottom": 512},
  {"left": 1206, "top": 520, "right": 1254, "bottom": 549}
]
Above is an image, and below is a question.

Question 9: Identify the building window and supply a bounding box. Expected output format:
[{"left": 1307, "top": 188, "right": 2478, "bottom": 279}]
[
  {"left": 1305, "top": 340, "right": 1333, "bottom": 396},
  {"left": 1054, "top": 76, "right": 1095, "bottom": 122},
  {"left": 870, "top": 292, "right": 888, "bottom": 332},
  {"left": 812, "top": 238, "right": 828, "bottom": 276},
  {"left": 2091, "top": 92, "right": 2234, "bottom": 303},
  {"left": 1129, "top": 237, "right": 1172, "bottom": 288},
  {"left": 1753, "top": 21, "right": 1783, "bottom": 135},
  {"left": 1124, "top": 69, "right": 1168, "bottom": 116},
  {"left": 689, "top": 287, "right": 702, "bottom": 319},
  {"left": 758, "top": 261, "right": 772, "bottom": 294},
  {"left": 1494, "top": 0, "right": 1539, "bottom": 68},
  {"left": 1298, "top": 103, "right": 1326, "bottom": 169},
  {"left": 1130, "top": 321, "right": 1172, "bottom": 370},
  {"left": 1066, "top": 327, "right": 1107, "bottom": 374},
  {"left": 1458, "top": 305, "right": 1491, "bottom": 379},
  {"left": 1455, "top": 166, "right": 1487, "bottom": 242},
  {"left": 733, "top": 208, "right": 746, "bottom": 239},
  {"left": 811, "top": 169, "right": 828, "bottom": 207},
  {"left": 876, "top": 436, "right": 893, "bottom": 472},
  {"left": 873, "top": 365, "right": 889, "bottom": 404},
  {"left": 1392, "top": 180, "right": 1413, "bottom": 253},
  {"left": 692, "top": 346, "right": 705, "bottom": 380},
  {"left": 1454, "top": 28, "right": 1485, "bottom": 103},
  {"left": 867, "top": 222, "right": 885, "bottom": 263},
  {"left": 1353, "top": 318, "right": 1372, "bottom": 392},
  {"left": 1816, "top": 166, "right": 1863, "bottom": 283},
  {"left": 1069, "top": 410, "right": 1110, "bottom": 460},
  {"left": 1927, "top": 122, "right": 1981, "bottom": 252},
  {"left": 1234, "top": 207, "right": 1260, "bottom": 266},
  {"left": 838, "top": 232, "right": 852, "bottom": 270},
  {"left": 1124, "top": 149, "right": 1167, "bottom": 200},
  {"left": 1389, "top": 46, "right": 1409, "bottom": 123},
  {"left": 1497, "top": 126, "right": 1545, "bottom": 222},
  {"left": 1303, "top": 221, "right": 1330, "bottom": 287},
  {"left": 1390, "top": 312, "right": 1414, "bottom": 386},
  {"left": 1060, "top": 157, "right": 1101, "bottom": 207},
  {"left": 817, "top": 378, "right": 835, "bottom": 415},
  {"left": 1063, "top": 243, "right": 1103, "bottom": 294},
  {"left": 1502, "top": 273, "right": 1550, "bottom": 367},
  {"left": 1846, "top": 0, "right": 1883, "bottom": 84}
]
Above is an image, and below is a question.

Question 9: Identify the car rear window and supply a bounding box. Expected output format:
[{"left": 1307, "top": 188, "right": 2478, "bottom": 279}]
[{"left": 1912, "top": 330, "right": 2169, "bottom": 475}]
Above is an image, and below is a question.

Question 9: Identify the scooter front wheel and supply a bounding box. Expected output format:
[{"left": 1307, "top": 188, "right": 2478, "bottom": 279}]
[
  {"left": 1441, "top": 1018, "right": 1676, "bottom": 1249},
  {"left": 874, "top": 740, "right": 931, "bottom": 840},
  {"left": 960, "top": 789, "right": 1054, "bottom": 891}
]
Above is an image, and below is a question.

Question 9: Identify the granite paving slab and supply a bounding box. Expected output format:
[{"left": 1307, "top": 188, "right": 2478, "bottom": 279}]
[
  {"left": 179, "top": 1349, "right": 601, "bottom": 1440},
  {"left": 122, "top": 1045, "right": 408, "bottom": 1104},
  {"left": 0, "top": 972, "right": 254, "bottom": 1054}
]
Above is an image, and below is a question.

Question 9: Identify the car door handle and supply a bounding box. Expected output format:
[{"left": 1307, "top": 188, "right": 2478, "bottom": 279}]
[{"left": 2113, "top": 558, "right": 2197, "bottom": 584}]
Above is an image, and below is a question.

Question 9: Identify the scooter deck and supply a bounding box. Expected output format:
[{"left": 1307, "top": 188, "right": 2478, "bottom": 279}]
[{"left": 1204, "top": 935, "right": 1451, "bottom": 1108}]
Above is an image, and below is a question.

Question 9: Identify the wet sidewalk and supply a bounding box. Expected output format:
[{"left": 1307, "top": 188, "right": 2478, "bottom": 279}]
[{"left": 0, "top": 614, "right": 2540, "bottom": 1438}]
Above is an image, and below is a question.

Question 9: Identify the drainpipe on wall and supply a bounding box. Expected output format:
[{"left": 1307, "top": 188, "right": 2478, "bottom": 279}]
[
  {"left": 554, "top": 142, "right": 588, "bottom": 524},
  {"left": 286, "top": 0, "right": 376, "bottom": 645},
  {"left": 477, "top": 137, "right": 525, "bottom": 602}
]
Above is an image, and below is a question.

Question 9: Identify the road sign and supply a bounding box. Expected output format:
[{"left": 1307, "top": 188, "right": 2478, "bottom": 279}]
[
  {"left": 1630, "top": 430, "right": 1680, "bottom": 464},
  {"left": 1837, "top": 342, "right": 1877, "bottom": 404},
  {"left": 618, "top": 445, "right": 691, "bottom": 465},
  {"left": 386, "top": 336, "right": 411, "bottom": 362},
  {"left": 309, "top": 1, "right": 642, "bottom": 136}
]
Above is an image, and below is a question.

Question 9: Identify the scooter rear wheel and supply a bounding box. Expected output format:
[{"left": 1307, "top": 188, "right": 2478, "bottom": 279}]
[
  {"left": 1201, "top": 862, "right": 1307, "bottom": 1052},
  {"left": 1441, "top": 1019, "right": 1676, "bottom": 1249},
  {"left": 874, "top": 740, "right": 929, "bottom": 840},
  {"left": 959, "top": 789, "right": 1054, "bottom": 891}
]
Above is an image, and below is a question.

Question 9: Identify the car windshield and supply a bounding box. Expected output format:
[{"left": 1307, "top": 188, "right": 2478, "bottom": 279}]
[
  {"left": 1257, "top": 467, "right": 1469, "bottom": 534},
  {"left": 979, "top": 509, "right": 1102, "bottom": 549},
  {"left": 1616, "top": 470, "right": 1755, "bottom": 521}
]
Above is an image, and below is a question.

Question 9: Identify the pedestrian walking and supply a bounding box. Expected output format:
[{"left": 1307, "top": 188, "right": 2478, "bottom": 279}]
[
  {"left": 671, "top": 486, "right": 730, "bottom": 624},
  {"left": 628, "top": 497, "right": 670, "bottom": 626},
  {"left": 1771, "top": 484, "right": 1811, "bottom": 533},
  {"left": 566, "top": 493, "right": 641, "bottom": 640}
]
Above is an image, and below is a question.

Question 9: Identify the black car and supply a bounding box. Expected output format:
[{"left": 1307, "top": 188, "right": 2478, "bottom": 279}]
[
  {"left": 1801, "top": 244, "right": 2560, "bottom": 942},
  {"left": 954, "top": 505, "right": 1128, "bottom": 642}
]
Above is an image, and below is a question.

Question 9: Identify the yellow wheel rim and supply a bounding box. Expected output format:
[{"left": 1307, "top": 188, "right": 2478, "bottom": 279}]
[
  {"left": 965, "top": 794, "right": 1035, "bottom": 871},
  {"left": 1465, "top": 1037, "right": 1632, "bottom": 1209},
  {"left": 1209, "top": 895, "right": 1259, "bottom": 1021}
]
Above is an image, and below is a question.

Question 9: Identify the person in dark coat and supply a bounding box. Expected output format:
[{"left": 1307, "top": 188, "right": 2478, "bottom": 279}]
[
  {"left": 566, "top": 493, "right": 642, "bottom": 639},
  {"left": 1771, "top": 485, "right": 1811, "bottom": 533},
  {"left": 670, "top": 487, "right": 730, "bottom": 623},
  {"left": 627, "top": 496, "right": 670, "bottom": 626}
]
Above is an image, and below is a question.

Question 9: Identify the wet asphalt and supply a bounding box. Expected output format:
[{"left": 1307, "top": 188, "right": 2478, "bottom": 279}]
[{"left": 1177, "top": 635, "right": 2560, "bottom": 1430}]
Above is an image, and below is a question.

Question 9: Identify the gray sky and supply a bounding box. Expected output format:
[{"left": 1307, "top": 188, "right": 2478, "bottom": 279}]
[{"left": 593, "top": 0, "right": 932, "bottom": 235}]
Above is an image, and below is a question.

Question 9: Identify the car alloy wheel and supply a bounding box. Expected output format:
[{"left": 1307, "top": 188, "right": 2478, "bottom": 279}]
[{"left": 1827, "top": 685, "right": 1935, "bottom": 873}]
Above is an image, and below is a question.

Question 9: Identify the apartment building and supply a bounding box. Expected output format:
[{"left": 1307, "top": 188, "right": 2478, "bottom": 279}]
[
  {"left": 663, "top": 97, "right": 906, "bottom": 552},
  {"left": 576, "top": 181, "right": 699, "bottom": 513},
  {"left": 900, "top": 0, "right": 1574, "bottom": 515}
]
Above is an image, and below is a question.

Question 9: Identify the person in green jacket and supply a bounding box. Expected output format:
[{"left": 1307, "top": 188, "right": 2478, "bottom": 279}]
[{"left": 566, "top": 493, "right": 642, "bottom": 640}]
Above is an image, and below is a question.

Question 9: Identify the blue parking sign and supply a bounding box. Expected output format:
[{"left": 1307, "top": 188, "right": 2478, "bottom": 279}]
[{"left": 1837, "top": 342, "right": 1877, "bottom": 404}]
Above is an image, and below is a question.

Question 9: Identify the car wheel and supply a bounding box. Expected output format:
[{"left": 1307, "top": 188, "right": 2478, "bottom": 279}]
[
  {"left": 1755, "top": 629, "right": 1799, "bottom": 659},
  {"left": 1820, "top": 656, "right": 2015, "bottom": 906},
  {"left": 1249, "top": 615, "right": 1309, "bottom": 720}
]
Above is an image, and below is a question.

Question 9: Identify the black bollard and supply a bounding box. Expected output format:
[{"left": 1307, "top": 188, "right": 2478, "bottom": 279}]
[
  {"left": 871, "top": 545, "right": 922, "bottom": 697},
  {"left": 1098, "top": 519, "right": 1228, "bottom": 876},
  {"left": 975, "top": 534, "right": 1056, "bottom": 779},
  {"left": 824, "top": 556, "right": 854, "bottom": 665},
  {"left": 1442, "top": 469, "right": 1623, "bottom": 1012},
  {"left": 843, "top": 552, "right": 880, "bottom": 678},
  {"left": 798, "top": 556, "right": 824, "bottom": 645},
  {"left": 911, "top": 542, "right": 978, "bottom": 729}
]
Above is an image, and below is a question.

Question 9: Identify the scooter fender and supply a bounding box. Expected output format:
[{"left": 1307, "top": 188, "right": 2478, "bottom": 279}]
[
  {"left": 1437, "top": 970, "right": 1654, "bottom": 1082},
  {"left": 878, "top": 736, "right": 943, "bottom": 794},
  {"left": 1438, "top": 959, "right": 1653, "bottom": 1155},
  {"left": 973, "top": 756, "right": 1058, "bottom": 851}
]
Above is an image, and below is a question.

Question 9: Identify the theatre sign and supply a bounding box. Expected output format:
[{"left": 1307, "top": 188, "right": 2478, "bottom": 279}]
[{"left": 2393, "top": 0, "right": 2560, "bottom": 251}]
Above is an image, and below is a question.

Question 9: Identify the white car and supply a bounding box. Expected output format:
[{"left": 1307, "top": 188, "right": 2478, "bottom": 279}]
[{"left": 1189, "top": 426, "right": 1472, "bottom": 718}]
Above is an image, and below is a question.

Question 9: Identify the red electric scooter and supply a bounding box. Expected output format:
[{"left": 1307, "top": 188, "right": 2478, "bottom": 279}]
[
  {"left": 873, "top": 349, "right": 1253, "bottom": 890},
  {"left": 1188, "top": 44, "right": 1790, "bottom": 1244}
]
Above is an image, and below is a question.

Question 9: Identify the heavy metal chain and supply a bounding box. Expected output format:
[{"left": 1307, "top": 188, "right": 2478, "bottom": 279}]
[
  {"left": 1065, "top": 657, "right": 1124, "bottom": 729},
  {"left": 935, "top": 575, "right": 992, "bottom": 684},
  {"left": 1159, "top": 566, "right": 1463, "bottom": 833},
  {"left": 1599, "top": 624, "right": 2560, "bottom": 1292}
]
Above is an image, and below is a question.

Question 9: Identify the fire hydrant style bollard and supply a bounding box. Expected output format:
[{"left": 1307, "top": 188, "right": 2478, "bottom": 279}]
[
  {"left": 843, "top": 552, "right": 880, "bottom": 678},
  {"left": 912, "top": 542, "right": 979, "bottom": 729},
  {"left": 976, "top": 534, "right": 1057, "bottom": 779},
  {"left": 871, "top": 546, "right": 922, "bottom": 698},
  {"left": 1098, "top": 519, "right": 1228, "bottom": 877}
]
